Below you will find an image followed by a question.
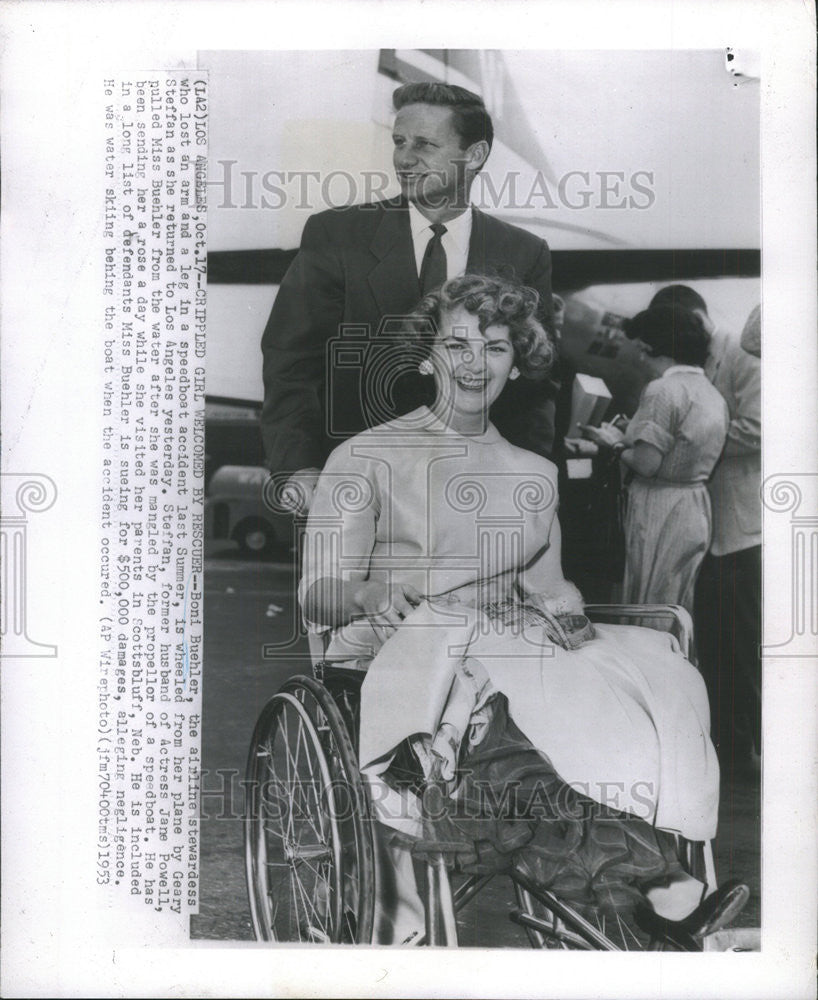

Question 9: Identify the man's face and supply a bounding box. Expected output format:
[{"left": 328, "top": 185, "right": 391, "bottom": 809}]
[{"left": 392, "top": 103, "right": 474, "bottom": 213}]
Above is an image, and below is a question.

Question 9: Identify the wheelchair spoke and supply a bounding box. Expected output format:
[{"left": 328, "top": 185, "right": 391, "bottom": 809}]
[
  {"left": 290, "top": 863, "right": 325, "bottom": 934},
  {"left": 246, "top": 680, "right": 375, "bottom": 944},
  {"left": 280, "top": 708, "right": 297, "bottom": 846},
  {"left": 282, "top": 716, "right": 330, "bottom": 849},
  {"left": 277, "top": 697, "right": 340, "bottom": 938},
  {"left": 513, "top": 878, "right": 664, "bottom": 951}
]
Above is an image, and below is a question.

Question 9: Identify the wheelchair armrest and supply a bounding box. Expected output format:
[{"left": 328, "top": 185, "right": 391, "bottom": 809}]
[{"left": 584, "top": 604, "right": 694, "bottom": 662}]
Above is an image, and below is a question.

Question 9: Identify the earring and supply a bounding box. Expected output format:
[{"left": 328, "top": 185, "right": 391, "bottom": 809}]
[
  {"left": 509, "top": 366, "right": 520, "bottom": 381},
  {"left": 418, "top": 358, "right": 434, "bottom": 376}
]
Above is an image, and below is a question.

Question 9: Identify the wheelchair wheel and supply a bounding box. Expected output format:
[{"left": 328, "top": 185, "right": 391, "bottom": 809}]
[{"left": 245, "top": 676, "right": 375, "bottom": 943}]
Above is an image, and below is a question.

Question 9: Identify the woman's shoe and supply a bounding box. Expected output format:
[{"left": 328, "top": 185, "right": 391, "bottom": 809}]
[
  {"left": 637, "top": 880, "right": 750, "bottom": 950},
  {"left": 679, "top": 880, "right": 751, "bottom": 938}
]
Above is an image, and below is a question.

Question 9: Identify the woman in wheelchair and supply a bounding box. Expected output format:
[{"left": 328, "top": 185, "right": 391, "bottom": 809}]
[{"left": 297, "top": 274, "right": 745, "bottom": 945}]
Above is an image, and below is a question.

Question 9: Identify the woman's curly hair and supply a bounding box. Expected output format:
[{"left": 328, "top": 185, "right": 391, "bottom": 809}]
[{"left": 403, "top": 273, "right": 556, "bottom": 380}]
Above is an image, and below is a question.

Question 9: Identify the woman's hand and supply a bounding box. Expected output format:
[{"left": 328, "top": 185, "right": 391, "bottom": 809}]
[
  {"left": 579, "top": 422, "right": 626, "bottom": 451},
  {"left": 352, "top": 581, "right": 423, "bottom": 637}
]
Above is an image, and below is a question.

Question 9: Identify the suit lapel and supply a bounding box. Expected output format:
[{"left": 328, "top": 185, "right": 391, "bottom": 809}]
[
  {"left": 367, "top": 203, "right": 420, "bottom": 318},
  {"left": 366, "top": 204, "right": 517, "bottom": 318},
  {"left": 467, "top": 207, "right": 490, "bottom": 272},
  {"left": 469, "top": 209, "right": 529, "bottom": 281}
]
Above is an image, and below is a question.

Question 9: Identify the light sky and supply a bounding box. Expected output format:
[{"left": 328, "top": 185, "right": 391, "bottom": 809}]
[
  {"left": 201, "top": 49, "right": 760, "bottom": 400},
  {"left": 202, "top": 48, "right": 760, "bottom": 252}
]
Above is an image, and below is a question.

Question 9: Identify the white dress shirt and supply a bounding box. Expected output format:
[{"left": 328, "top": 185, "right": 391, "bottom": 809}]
[{"left": 408, "top": 202, "right": 472, "bottom": 281}]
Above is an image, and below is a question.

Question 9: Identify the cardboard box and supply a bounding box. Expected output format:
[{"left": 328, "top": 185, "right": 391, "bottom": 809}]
[
  {"left": 567, "top": 373, "right": 613, "bottom": 438},
  {"left": 566, "top": 458, "right": 593, "bottom": 480}
]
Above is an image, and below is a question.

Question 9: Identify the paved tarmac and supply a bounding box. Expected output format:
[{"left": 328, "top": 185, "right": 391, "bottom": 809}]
[{"left": 191, "top": 546, "right": 760, "bottom": 946}]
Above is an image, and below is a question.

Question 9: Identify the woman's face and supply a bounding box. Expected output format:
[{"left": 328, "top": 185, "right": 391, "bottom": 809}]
[{"left": 430, "top": 305, "right": 515, "bottom": 421}]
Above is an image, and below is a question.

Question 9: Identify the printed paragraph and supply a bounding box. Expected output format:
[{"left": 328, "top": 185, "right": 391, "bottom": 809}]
[{"left": 97, "top": 75, "right": 206, "bottom": 923}]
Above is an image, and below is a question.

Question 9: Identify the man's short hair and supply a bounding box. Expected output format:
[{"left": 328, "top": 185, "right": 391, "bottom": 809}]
[
  {"left": 649, "top": 284, "right": 709, "bottom": 315},
  {"left": 625, "top": 305, "right": 711, "bottom": 367},
  {"left": 393, "top": 82, "right": 494, "bottom": 153}
]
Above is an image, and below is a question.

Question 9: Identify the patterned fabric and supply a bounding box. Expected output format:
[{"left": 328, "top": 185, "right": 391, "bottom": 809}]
[
  {"left": 625, "top": 368, "right": 728, "bottom": 484},
  {"left": 623, "top": 479, "right": 712, "bottom": 615},
  {"left": 484, "top": 599, "right": 596, "bottom": 650},
  {"left": 419, "top": 695, "right": 682, "bottom": 917},
  {"left": 622, "top": 369, "right": 729, "bottom": 614}
]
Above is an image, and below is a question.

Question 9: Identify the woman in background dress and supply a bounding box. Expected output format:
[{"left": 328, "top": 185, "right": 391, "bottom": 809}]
[{"left": 586, "top": 305, "right": 729, "bottom": 617}]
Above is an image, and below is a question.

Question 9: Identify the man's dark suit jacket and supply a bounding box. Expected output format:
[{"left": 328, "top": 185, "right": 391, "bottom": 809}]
[{"left": 261, "top": 197, "right": 556, "bottom": 473}]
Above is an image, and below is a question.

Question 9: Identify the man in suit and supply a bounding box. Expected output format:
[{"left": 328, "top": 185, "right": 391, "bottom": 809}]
[{"left": 261, "top": 81, "right": 556, "bottom": 512}]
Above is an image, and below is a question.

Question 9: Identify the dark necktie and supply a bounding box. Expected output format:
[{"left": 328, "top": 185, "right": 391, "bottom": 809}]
[{"left": 419, "top": 223, "right": 448, "bottom": 295}]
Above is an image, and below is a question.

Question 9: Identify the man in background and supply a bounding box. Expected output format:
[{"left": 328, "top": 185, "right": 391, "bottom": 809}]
[
  {"left": 697, "top": 305, "right": 762, "bottom": 767},
  {"left": 260, "top": 82, "right": 556, "bottom": 513}
]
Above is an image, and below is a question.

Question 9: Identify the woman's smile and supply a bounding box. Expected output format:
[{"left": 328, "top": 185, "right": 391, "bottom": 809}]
[
  {"left": 429, "top": 305, "right": 515, "bottom": 433},
  {"left": 454, "top": 372, "right": 489, "bottom": 392}
]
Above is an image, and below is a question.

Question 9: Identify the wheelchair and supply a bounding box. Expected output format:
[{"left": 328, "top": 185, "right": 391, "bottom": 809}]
[{"left": 244, "top": 603, "right": 724, "bottom": 949}]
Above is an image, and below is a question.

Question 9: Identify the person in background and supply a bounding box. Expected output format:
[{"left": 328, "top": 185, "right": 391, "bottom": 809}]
[
  {"left": 694, "top": 304, "right": 762, "bottom": 767},
  {"left": 260, "top": 81, "right": 556, "bottom": 515},
  {"left": 583, "top": 304, "right": 729, "bottom": 617},
  {"left": 649, "top": 286, "right": 762, "bottom": 765},
  {"left": 648, "top": 284, "right": 720, "bottom": 377}
]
